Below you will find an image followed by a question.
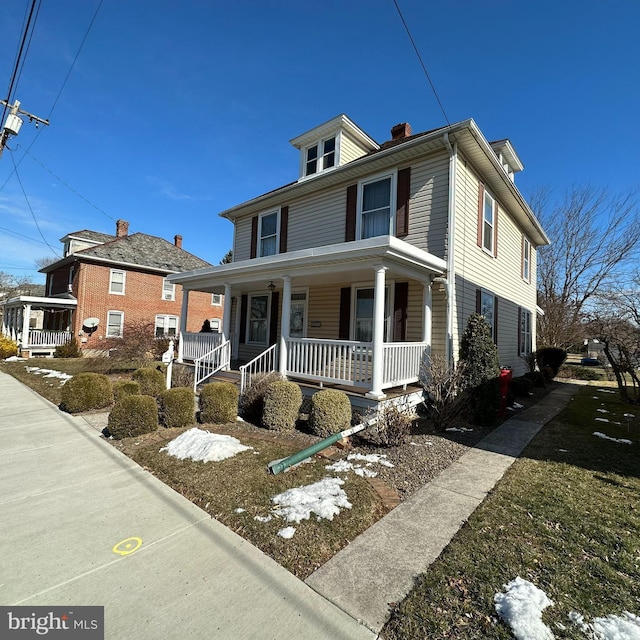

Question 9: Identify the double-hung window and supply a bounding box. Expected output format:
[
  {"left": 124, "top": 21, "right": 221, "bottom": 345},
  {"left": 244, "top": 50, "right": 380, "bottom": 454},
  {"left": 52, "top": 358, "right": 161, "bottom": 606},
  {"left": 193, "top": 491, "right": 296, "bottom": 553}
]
[
  {"left": 522, "top": 237, "right": 531, "bottom": 282},
  {"left": 480, "top": 290, "right": 496, "bottom": 341},
  {"left": 155, "top": 315, "right": 178, "bottom": 337},
  {"left": 259, "top": 211, "right": 278, "bottom": 257},
  {"left": 106, "top": 311, "right": 124, "bottom": 337},
  {"left": 211, "top": 293, "right": 223, "bottom": 306},
  {"left": 305, "top": 137, "right": 336, "bottom": 176},
  {"left": 109, "top": 269, "right": 125, "bottom": 295},
  {"left": 162, "top": 278, "right": 175, "bottom": 301},
  {"left": 248, "top": 295, "right": 268, "bottom": 344},
  {"left": 483, "top": 191, "right": 496, "bottom": 254},
  {"left": 520, "top": 309, "right": 532, "bottom": 356},
  {"left": 360, "top": 174, "right": 394, "bottom": 239},
  {"left": 353, "top": 287, "right": 390, "bottom": 342}
]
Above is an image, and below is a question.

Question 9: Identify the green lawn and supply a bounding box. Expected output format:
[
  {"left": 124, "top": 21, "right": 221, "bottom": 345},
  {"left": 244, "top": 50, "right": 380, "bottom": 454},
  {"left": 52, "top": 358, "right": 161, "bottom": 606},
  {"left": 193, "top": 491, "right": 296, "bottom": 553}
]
[{"left": 382, "top": 385, "right": 640, "bottom": 639}]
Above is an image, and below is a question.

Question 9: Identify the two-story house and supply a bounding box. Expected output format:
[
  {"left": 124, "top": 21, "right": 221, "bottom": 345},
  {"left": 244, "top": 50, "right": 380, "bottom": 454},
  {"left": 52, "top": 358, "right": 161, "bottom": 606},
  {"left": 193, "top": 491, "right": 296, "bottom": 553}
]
[
  {"left": 170, "top": 115, "right": 548, "bottom": 405},
  {"left": 1, "top": 220, "right": 223, "bottom": 357}
]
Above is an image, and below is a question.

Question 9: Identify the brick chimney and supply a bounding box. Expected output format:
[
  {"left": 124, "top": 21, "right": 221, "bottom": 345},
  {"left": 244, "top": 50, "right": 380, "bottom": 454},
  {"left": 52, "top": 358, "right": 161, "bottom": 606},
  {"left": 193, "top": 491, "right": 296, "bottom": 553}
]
[
  {"left": 174, "top": 234, "right": 183, "bottom": 249},
  {"left": 116, "top": 219, "right": 129, "bottom": 237},
  {"left": 390, "top": 122, "right": 412, "bottom": 141}
]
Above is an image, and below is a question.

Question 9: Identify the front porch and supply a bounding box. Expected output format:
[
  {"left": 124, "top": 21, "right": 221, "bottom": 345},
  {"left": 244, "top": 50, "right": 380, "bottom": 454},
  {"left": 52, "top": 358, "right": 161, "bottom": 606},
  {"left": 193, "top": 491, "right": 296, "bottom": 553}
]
[
  {"left": 171, "top": 236, "right": 448, "bottom": 404},
  {"left": 1, "top": 295, "right": 76, "bottom": 357}
]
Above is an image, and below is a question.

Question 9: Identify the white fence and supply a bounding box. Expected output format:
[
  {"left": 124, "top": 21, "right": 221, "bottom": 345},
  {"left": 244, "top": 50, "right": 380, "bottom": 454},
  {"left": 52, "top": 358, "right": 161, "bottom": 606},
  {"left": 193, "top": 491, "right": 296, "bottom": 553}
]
[
  {"left": 239, "top": 343, "right": 278, "bottom": 394},
  {"left": 181, "top": 332, "right": 223, "bottom": 361},
  {"left": 381, "top": 342, "right": 428, "bottom": 389},
  {"left": 27, "top": 330, "right": 72, "bottom": 347}
]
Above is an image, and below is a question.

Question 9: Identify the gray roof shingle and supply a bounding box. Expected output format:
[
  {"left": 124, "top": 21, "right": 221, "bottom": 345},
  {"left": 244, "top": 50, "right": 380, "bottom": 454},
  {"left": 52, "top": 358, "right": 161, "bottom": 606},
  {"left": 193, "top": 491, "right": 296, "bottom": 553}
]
[{"left": 64, "top": 229, "right": 116, "bottom": 243}]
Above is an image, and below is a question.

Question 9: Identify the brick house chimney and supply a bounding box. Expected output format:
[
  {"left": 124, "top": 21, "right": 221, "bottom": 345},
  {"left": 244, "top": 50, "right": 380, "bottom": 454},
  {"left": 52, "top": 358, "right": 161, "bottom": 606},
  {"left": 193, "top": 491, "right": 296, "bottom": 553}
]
[
  {"left": 116, "top": 219, "right": 129, "bottom": 237},
  {"left": 390, "top": 122, "right": 412, "bottom": 141},
  {"left": 174, "top": 234, "right": 183, "bottom": 249}
]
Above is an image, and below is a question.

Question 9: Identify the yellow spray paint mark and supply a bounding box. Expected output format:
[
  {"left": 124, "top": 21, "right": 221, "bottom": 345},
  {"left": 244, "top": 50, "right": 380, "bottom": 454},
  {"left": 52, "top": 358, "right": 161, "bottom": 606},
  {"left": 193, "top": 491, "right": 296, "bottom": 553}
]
[{"left": 112, "top": 537, "right": 142, "bottom": 556}]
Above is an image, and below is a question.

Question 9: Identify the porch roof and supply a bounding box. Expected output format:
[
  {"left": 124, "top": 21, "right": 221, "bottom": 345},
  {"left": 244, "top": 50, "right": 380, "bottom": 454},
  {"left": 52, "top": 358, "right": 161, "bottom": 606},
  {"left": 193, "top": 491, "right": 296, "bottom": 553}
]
[
  {"left": 168, "top": 236, "right": 446, "bottom": 295},
  {"left": 0, "top": 294, "right": 77, "bottom": 310}
]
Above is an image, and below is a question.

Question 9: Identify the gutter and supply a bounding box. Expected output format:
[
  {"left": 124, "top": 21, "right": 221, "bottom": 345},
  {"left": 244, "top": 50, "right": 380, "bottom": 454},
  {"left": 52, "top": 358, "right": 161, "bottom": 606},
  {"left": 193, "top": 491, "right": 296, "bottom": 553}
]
[{"left": 443, "top": 132, "right": 457, "bottom": 363}]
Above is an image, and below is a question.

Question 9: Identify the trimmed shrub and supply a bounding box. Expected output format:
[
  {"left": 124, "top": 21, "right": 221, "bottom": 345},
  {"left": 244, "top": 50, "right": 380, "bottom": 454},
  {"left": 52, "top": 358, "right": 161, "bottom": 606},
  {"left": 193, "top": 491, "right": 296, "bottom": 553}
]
[
  {"left": 510, "top": 376, "right": 533, "bottom": 397},
  {"left": 0, "top": 333, "right": 18, "bottom": 359},
  {"left": 459, "top": 313, "right": 500, "bottom": 390},
  {"left": 132, "top": 367, "right": 166, "bottom": 397},
  {"left": 239, "top": 372, "right": 284, "bottom": 425},
  {"left": 113, "top": 380, "right": 141, "bottom": 404},
  {"left": 60, "top": 372, "right": 114, "bottom": 413},
  {"left": 557, "top": 365, "right": 602, "bottom": 381},
  {"left": 200, "top": 382, "right": 239, "bottom": 424},
  {"left": 159, "top": 387, "right": 195, "bottom": 428},
  {"left": 108, "top": 395, "right": 158, "bottom": 439},
  {"left": 536, "top": 347, "right": 567, "bottom": 378},
  {"left": 472, "top": 377, "right": 500, "bottom": 428},
  {"left": 262, "top": 381, "right": 302, "bottom": 432},
  {"left": 54, "top": 338, "right": 82, "bottom": 358},
  {"left": 308, "top": 389, "right": 352, "bottom": 438},
  {"left": 170, "top": 363, "right": 194, "bottom": 389}
]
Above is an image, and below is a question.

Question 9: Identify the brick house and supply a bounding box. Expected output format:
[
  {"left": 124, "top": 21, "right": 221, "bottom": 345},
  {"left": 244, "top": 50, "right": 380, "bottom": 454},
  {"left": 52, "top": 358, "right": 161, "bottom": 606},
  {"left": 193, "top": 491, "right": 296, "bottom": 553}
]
[{"left": 1, "top": 220, "right": 223, "bottom": 357}]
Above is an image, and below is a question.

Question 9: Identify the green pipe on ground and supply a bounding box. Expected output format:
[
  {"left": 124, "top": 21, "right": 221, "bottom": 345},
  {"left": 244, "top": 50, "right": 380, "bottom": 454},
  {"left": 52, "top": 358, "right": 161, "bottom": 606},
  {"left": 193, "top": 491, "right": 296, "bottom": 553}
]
[{"left": 267, "top": 423, "right": 368, "bottom": 475}]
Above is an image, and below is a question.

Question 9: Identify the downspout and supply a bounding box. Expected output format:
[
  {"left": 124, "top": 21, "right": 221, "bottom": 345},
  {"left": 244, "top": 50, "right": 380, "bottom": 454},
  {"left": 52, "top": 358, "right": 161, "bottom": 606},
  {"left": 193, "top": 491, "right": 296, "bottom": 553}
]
[{"left": 443, "top": 132, "right": 457, "bottom": 364}]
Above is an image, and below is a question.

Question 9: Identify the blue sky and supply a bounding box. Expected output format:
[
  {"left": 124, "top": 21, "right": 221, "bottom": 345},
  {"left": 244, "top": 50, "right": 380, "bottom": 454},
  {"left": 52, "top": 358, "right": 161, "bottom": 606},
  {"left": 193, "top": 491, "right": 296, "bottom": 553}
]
[{"left": 1, "top": 0, "right": 638, "bottom": 284}]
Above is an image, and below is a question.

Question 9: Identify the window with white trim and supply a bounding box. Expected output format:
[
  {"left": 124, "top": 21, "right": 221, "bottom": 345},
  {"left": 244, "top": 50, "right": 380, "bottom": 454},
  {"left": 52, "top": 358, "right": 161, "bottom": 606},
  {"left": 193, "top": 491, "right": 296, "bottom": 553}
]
[
  {"left": 359, "top": 173, "right": 395, "bottom": 239},
  {"left": 305, "top": 137, "right": 336, "bottom": 176},
  {"left": 155, "top": 315, "right": 178, "bottom": 337},
  {"left": 522, "top": 237, "right": 531, "bottom": 282},
  {"left": 520, "top": 308, "right": 532, "bottom": 356},
  {"left": 482, "top": 191, "right": 496, "bottom": 254},
  {"left": 211, "top": 293, "right": 223, "bottom": 306},
  {"left": 248, "top": 294, "right": 268, "bottom": 344},
  {"left": 353, "top": 287, "right": 390, "bottom": 342},
  {"left": 259, "top": 211, "right": 279, "bottom": 257},
  {"left": 109, "top": 269, "right": 125, "bottom": 295},
  {"left": 106, "top": 311, "right": 124, "bottom": 337},
  {"left": 290, "top": 291, "right": 307, "bottom": 338},
  {"left": 480, "top": 291, "right": 496, "bottom": 341},
  {"left": 210, "top": 319, "right": 221, "bottom": 333},
  {"left": 162, "top": 278, "right": 175, "bottom": 301}
]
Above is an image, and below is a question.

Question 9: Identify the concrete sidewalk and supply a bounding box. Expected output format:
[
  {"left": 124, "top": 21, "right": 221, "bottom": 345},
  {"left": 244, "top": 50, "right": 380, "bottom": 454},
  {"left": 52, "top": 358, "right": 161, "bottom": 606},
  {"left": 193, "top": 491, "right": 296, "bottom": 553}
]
[
  {"left": 0, "top": 371, "right": 376, "bottom": 640},
  {"left": 305, "top": 382, "right": 582, "bottom": 633}
]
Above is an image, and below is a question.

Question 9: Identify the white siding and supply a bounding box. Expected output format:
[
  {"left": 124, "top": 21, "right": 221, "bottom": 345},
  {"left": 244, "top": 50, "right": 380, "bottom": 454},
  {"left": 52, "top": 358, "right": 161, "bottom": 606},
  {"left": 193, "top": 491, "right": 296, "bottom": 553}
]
[{"left": 339, "top": 131, "right": 370, "bottom": 165}]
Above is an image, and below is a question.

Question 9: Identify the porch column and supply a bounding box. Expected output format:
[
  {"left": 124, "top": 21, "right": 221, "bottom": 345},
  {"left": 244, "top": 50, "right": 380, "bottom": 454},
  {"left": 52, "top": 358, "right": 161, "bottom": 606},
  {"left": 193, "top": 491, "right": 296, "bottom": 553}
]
[
  {"left": 21, "top": 304, "right": 31, "bottom": 350},
  {"left": 367, "top": 265, "right": 387, "bottom": 400},
  {"left": 2, "top": 305, "right": 7, "bottom": 336},
  {"left": 222, "top": 284, "right": 232, "bottom": 341},
  {"left": 178, "top": 288, "right": 189, "bottom": 363},
  {"left": 279, "top": 276, "right": 291, "bottom": 377},
  {"left": 422, "top": 278, "right": 433, "bottom": 349}
]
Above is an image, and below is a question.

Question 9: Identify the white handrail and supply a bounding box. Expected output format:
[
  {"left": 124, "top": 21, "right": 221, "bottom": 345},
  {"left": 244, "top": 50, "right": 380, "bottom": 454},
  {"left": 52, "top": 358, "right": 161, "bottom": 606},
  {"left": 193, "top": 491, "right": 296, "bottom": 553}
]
[
  {"left": 381, "top": 342, "right": 428, "bottom": 389},
  {"left": 193, "top": 340, "right": 231, "bottom": 392},
  {"left": 239, "top": 343, "right": 279, "bottom": 394},
  {"left": 27, "top": 330, "right": 72, "bottom": 347},
  {"left": 181, "top": 332, "right": 223, "bottom": 361}
]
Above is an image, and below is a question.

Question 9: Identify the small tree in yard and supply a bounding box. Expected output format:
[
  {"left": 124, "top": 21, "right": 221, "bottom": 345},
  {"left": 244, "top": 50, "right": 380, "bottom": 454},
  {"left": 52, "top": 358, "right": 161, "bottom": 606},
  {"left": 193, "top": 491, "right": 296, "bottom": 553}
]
[
  {"left": 419, "top": 353, "right": 468, "bottom": 428},
  {"left": 459, "top": 313, "right": 500, "bottom": 427}
]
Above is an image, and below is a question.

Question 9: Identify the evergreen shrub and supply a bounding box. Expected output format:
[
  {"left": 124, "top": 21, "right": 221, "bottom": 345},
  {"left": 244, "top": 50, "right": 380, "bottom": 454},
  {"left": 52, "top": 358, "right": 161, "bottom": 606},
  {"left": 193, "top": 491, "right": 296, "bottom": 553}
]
[
  {"left": 239, "top": 372, "right": 284, "bottom": 425},
  {"left": 108, "top": 395, "right": 158, "bottom": 439},
  {"left": 262, "top": 381, "right": 302, "bottom": 432},
  {"left": 132, "top": 367, "right": 165, "bottom": 397},
  {"left": 113, "top": 380, "right": 141, "bottom": 404},
  {"left": 54, "top": 338, "right": 82, "bottom": 358},
  {"left": 60, "top": 372, "right": 114, "bottom": 413},
  {"left": 308, "top": 389, "right": 352, "bottom": 438},
  {"left": 0, "top": 333, "right": 18, "bottom": 359},
  {"left": 159, "top": 387, "right": 195, "bottom": 428},
  {"left": 536, "top": 347, "right": 567, "bottom": 378},
  {"left": 200, "top": 382, "right": 239, "bottom": 424}
]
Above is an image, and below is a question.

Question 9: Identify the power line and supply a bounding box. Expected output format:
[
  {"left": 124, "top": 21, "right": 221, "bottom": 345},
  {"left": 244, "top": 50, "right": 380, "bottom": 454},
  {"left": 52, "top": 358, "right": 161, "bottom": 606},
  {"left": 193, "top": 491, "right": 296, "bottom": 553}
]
[
  {"left": 0, "top": 223, "right": 53, "bottom": 247},
  {"left": 8, "top": 148, "right": 60, "bottom": 257},
  {"left": 18, "top": 144, "right": 116, "bottom": 221},
  {"left": 391, "top": 0, "right": 450, "bottom": 126}
]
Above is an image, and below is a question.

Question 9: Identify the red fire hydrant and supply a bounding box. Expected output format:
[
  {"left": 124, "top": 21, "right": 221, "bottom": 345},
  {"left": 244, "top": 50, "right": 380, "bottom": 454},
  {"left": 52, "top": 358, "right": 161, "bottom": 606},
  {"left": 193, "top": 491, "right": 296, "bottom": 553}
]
[{"left": 498, "top": 367, "right": 513, "bottom": 417}]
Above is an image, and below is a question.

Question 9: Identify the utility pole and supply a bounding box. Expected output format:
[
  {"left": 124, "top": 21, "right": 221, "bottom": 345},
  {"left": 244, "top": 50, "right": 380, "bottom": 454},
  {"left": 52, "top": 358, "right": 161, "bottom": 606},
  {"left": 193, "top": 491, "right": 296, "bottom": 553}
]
[{"left": 0, "top": 99, "right": 49, "bottom": 157}]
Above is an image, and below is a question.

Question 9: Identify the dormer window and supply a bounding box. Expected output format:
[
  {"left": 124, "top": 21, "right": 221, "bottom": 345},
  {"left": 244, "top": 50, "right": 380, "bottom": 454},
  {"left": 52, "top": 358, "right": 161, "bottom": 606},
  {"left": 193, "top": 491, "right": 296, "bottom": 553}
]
[{"left": 305, "top": 137, "right": 336, "bottom": 176}]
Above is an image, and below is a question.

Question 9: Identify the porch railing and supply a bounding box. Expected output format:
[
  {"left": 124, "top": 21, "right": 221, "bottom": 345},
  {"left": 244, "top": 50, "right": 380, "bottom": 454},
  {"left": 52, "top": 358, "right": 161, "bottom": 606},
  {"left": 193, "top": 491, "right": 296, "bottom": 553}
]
[
  {"left": 239, "top": 343, "right": 279, "bottom": 395},
  {"left": 181, "top": 332, "right": 223, "bottom": 361},
  {"left": 286, "top": 338, "right": 372, "bottom": 387},
  {"left": 193, "top": 340, "right": 231, "bottom": 391},
  {"left": 381, "top": 342, "right": 428, "bottom": 389},
  {"left": 27, "top": 330, "right": 72, "bottom": 347}
]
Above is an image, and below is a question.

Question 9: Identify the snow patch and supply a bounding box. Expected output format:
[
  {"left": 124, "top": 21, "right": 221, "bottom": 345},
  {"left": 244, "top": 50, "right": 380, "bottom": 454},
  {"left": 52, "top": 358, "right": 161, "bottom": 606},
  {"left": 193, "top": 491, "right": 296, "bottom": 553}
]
[
  {"left": 597, "top": 409, "right": 610, "bottom": 414},
  {"left": 445, "top": 427, "right": 474, "bottom": 433},
  {"left": 25, "top": 366, "right": 72, "bottom": 383},
  {"left": 4, "top": 355, "right": 24, "bottom": 361},
  {"left": 277, "top": 526, "right": 296, "bottom": 539},
  {"left": 595, "top": 418, "right": 611, "bottom": 423},
  {"left": 597, "top": 388, "right": 617, "bottom": 394},
  {"left": 593, "top": 432, "right": 632, "bottom": 445},
  {"left": 494, "top": 577, "right": 554, "bottom": 640},
  {"left": 161, "top": 428, "right": 253, "bottom": 462},
  {"left": 271, "top": 477, "right": 351, "bottom": 523},
  {"left": 234, "top": 508, "right": 246, "bottom": 514},
  {"left": 569, "top": 610, "right": 640, "bottom": 639},
  {"left": 347, "top": 453, "right": 394, "bottom": 468},
  {"left": 254, "top": 515, "right": 272, "bottom": 523}
]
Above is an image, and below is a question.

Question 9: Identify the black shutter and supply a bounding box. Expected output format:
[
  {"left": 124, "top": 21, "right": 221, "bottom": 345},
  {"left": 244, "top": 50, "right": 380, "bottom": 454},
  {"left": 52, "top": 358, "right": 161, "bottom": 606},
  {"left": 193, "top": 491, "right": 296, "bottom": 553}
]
[
  {"left": 269, "top": 291, "right": 279, "bottom": 346},
  {"left": 345, "top": 184, "right": 357, "bottom": 242},
  {"left": 339, "top": 287, "right": 351, "bottom": 340},
  {"left": 279, "top": 206, "right": 288, "bottom": 254},
  {"left": 396, "top": 168, "right": 410, "bottom": 237},
  {"left": 239, "top": 295, "right": 248, "bottom": 344},
  {"left": 517, "top": 306, "right": 522, "bottom": 355},
  {"left": 250, "top": 216, "right": 258, "bottom": 259},
  {"left": 393, "top": 282, "right": 409, "bottom": 341},
  {"left": 475, "top": 289, "right": 481, "bottom": 314},
  {"left": 494, "top": 296, "right": 499, "bottom": 345}
]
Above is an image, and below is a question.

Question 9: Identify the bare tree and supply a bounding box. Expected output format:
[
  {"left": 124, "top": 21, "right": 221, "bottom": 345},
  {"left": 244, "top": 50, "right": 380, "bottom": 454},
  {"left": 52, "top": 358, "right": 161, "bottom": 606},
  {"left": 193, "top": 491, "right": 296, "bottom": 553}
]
[
  {"left": 34, "top": 255, "right": 58, "bottom": 270},
  {"left": 531, "top": 185, "right": 640, "bottom": 348}
]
